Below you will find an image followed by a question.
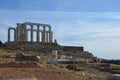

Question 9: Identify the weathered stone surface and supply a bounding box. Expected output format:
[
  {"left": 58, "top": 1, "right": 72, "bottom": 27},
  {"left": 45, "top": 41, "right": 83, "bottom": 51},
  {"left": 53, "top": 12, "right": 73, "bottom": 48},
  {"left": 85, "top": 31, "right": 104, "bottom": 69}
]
[{"left": 5, "top": 42, "right": 61, "bottom": 53}]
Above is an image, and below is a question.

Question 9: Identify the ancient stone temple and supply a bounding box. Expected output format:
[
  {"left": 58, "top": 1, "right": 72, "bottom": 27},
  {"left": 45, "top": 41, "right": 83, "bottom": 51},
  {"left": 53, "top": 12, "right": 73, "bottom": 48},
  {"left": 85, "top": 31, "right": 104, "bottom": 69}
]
[
  {"left": 8, "top": 22, "right": 53, "bottom": 43},
  {"left": 5, "top": 22, "right": 84, "bottom": 53},
  {"left": 5, "top": 22, "right": 60, "bottom": 52}
]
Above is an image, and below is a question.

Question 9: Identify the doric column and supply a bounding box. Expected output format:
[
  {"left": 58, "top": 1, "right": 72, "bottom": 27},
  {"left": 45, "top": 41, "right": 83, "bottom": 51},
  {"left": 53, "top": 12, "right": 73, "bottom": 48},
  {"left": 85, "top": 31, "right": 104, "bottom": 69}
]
[
  {"left": 25, "top": 30, "right": 28, "bottom": 41},
  {"left": 13, "top": 28, "right": 15, "bottom": 42},
  {"left": 40, "top": 31, "right": 42, "bottom": 42},
  {"left": 22, "top": 24, "right": 26, "bottom": 41},
  {"left": 14, "top": 29, "right": 17, "bottom": 41},
  {"left": 49, "top": 26, "right": 53, "bottom": 43},
  {"left": 21, "top": 25, "right": 24, "bottom": 41},
  {"left": 31, "top": 25, "right": 33, "bottom": 42},
  {"left": 37, "top": 25, "right": 40, "bottom": 42},
  {"left": 15, "top": 27, "right": 18, "bottom": 41},
  {"left": 49, "top": 31, "right": 53, "bottom": 43},
  {"left": 42, "top": 26, "right": 45, "bottom": 42},
  {"left": 24, "top": 24, "right": 28, "bottom": 41},
  {"left": 17, "top": 23, "right": 20, "bottom": 41},
  {"left": 8, "top": 28, "right": 10, "bottom": 42},
  {"left": 46, "top": 32, "right": 48, "bottom": 43},
  {"left": 20, "top": 25, "right": 23, "bottom": 41},
  {"left": 48, "top": 27, "right": 50, "bottom": 43}
]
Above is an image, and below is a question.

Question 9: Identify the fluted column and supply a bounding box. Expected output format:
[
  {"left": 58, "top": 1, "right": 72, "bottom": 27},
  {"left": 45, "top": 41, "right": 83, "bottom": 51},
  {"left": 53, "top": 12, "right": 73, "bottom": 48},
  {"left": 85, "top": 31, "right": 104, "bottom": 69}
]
[
  {"left": 22, "top": 24, "right": 26, "bottom": 41},
  {"left": 40, "top": 31, "right": 42, "bottom": 42},
  {"left": 46, "top": 32, "right": 48, "bottom": 43},
  {"left": 42, "top": 26, "right": 45, "bottom": 42},
  {"left": 21, "top": 25, "right": 24, "bottom": 41},
  {"left": 13, "top": 29, "right": 15, "bottom": 42},
  {"left": 24, "top": 24, "right": 28, "bottom": 41},
  {"left": 37, "top": 25, "right": 40, "bottom": 42},
  {"left": 31, "top": 25, "right": 33, "bottom": 42},
  {"left": 48, "top": 27, "right": 50, "bottom": 43},
  {"left": 14, "top": 29, "right": 17, "bottom": 41},
  {"left": 17, "top": 23, "right": 20, "bottom": 41},
  {"left": 15, "top": 27, "right": 18, "bottom": 41},
  {"left": 49, "top": 31, "right": 53, "bottom": 43},
  {"left": 49, "top": 27, "right": 53, "bottom": 43}
]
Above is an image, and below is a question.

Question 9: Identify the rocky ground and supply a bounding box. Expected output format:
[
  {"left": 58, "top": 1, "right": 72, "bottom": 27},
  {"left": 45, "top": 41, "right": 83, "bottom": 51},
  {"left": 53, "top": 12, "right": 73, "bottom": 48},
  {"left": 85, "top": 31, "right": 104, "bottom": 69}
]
[
  {"left": 0, "top": 68, "right": 80, "bottom": 80},
  {"left": 0, "top": 49, "right": 119, "bottom": 80},
  {"left": 0, "top": 65, "right": 109, "bottom": 80}
]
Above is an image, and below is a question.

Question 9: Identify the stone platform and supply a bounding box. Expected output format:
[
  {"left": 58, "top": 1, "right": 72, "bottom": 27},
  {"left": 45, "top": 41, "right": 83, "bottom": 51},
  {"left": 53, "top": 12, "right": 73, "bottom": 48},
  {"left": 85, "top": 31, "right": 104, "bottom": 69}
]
[{"left": 5, "top": 41, "right": 61, "bottom": 53}]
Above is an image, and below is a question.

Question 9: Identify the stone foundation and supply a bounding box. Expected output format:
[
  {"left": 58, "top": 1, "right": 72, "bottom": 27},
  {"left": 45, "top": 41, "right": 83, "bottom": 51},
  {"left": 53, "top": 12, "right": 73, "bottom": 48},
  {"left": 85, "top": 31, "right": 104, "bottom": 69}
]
[
  {"left": 63, "top": 46, "right": 84, "bottom": 52},
  {"left": 5, "top": 41, "right": 62, "bottom": 53}
]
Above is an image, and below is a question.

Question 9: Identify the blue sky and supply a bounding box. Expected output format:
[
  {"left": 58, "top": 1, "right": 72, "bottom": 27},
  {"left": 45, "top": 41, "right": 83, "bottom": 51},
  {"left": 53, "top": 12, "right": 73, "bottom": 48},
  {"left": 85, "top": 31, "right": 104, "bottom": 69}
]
[{"left": 0, "top": 0, "right": 120, "bottom": 59}]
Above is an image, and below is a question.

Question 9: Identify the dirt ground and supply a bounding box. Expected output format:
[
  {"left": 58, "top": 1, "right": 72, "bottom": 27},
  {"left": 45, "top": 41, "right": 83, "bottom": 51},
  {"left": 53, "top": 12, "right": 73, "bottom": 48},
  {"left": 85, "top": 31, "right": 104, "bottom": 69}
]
[
  {"left": 0, "top": 68, "right": 81, "bottom": 80},
  {"left": 0, "top": 49, "right": 118, "bottom": 80},
  {"left": 0, "top": 49, "right": 88, "bottom": 80}
]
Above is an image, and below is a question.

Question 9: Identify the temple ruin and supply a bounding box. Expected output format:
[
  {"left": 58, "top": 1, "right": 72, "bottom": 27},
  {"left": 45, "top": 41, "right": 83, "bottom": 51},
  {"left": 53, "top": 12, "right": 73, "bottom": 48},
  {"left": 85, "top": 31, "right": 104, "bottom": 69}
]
[
  {"left": 8, "top": 22, "right": 53, "bottom": 43},
  {"left": 5, "top": 22, "right": 85, "bottom": 54}
]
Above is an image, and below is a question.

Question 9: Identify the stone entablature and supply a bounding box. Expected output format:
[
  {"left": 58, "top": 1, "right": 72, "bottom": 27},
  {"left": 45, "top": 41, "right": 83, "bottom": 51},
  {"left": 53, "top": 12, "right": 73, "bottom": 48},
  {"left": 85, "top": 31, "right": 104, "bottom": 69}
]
[{"left": 8, "top": 22, "right": 53, "bottom": 43}]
